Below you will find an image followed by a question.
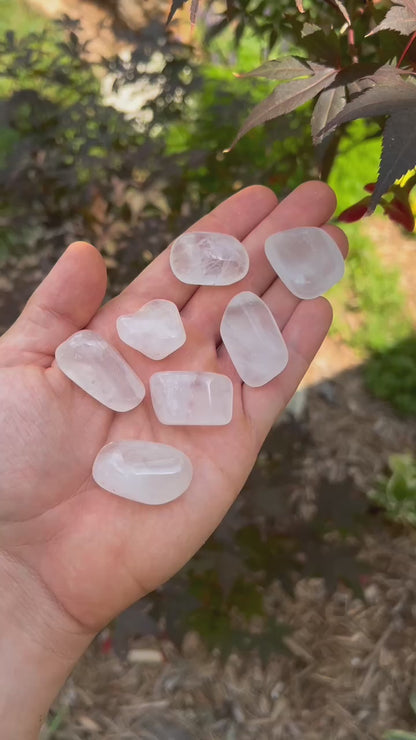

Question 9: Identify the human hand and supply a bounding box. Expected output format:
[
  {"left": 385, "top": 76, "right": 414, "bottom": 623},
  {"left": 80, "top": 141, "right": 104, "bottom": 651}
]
[{"left": 0, "top": 183, "right": 347, "bottom": 736}]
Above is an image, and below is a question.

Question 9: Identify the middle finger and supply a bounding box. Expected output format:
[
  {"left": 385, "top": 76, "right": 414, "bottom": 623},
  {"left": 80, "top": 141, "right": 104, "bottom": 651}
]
[{"left": 180, "top": 181, "right": 338, "bottom": 342}]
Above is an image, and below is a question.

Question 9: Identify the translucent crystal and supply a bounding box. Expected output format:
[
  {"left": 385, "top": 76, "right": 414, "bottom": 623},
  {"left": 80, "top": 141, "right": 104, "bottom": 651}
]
[
  {"left": 117, "top": 299, "right": 186, "bottom": 360},
  {"left": 92, "top": 440, "right": 193, "bottom": 504},
  {"left": 170, "top": 231, "right": 249, "bottom": 286},
  {"left": 220, "top": 291, "right": 288, "bottom": 387},
  {"left": 150, "top": 371, "right": 233, "bottom": 425},
  {"left": 55, "top": 330, "right": 145, "bottom": 412},
  {"left": 265, "top": 226, "right": 345, "bottom": 299}
]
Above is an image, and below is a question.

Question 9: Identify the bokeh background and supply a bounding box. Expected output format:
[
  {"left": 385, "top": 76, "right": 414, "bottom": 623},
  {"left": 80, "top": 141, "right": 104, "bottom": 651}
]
[{"left": 0, "top": 1, "right": 415, "bottom": 738}]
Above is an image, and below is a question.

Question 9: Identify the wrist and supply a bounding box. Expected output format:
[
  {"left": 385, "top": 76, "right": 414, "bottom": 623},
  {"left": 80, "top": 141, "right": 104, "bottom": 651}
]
[{"left": 0, "top": 551, "right": 94, "bottom": 739}]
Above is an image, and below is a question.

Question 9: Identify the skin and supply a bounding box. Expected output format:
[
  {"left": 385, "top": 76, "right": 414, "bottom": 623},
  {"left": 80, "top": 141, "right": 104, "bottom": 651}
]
[{"left": 0, "top": 182, "right": 347, "bottom": 738}]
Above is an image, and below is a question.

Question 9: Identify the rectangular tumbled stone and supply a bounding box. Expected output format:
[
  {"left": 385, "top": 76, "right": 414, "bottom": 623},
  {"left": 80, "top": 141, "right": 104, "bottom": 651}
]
[
  {"left": 150, "top": 371, "right": 233, "bottom": 425},
  {"left": 220, "top": 291, "right": 288, "bottom": 387},
  {"left": 55, "top": 330, "right": 145, "bottom": 412}
]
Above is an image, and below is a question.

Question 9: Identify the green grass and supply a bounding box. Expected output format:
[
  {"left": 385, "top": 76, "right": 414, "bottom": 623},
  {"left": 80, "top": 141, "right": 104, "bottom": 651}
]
[
  {"left": 0, "top": 2, "right": 58, "bottom": 174},
  {"left": 329, "top": 120, "right": 382, "bottom": 214},
  {"left": 328, "top": 129, "right": 415, "bottom": 415},
  {"left": 328, "top": 220, "right": 415, "bottom": 416},
  {"left": 329, "top": 223, "right": 411, "bottom": 353},
  {"left": 0, "top": 0, "right": 47, "bottom": 37}
]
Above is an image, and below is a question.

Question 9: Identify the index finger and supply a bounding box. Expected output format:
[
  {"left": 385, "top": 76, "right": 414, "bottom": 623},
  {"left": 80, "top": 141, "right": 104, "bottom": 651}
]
[{"left": 101, "top": 185, "right": 278, "bottom": 319}]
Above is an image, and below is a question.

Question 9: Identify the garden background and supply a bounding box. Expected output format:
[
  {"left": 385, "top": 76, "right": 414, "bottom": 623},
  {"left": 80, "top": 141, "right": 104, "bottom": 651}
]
[{"left": 0, "top": 0, "right": 415, "bottom": 737}]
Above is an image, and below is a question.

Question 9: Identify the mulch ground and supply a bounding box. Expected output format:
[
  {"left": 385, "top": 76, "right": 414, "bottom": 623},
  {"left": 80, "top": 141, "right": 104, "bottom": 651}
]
[{"left": 40, "top": 365, "right": 416, "bottom": 740}]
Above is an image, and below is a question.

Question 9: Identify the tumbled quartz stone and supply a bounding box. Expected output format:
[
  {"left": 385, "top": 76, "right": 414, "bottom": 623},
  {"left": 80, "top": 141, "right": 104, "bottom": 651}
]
[
  {"left": 170, "top": 231, "right": 249, "bottom": 286},
  {"left": 55, "top": 330, "right": 145, "bottom": 412},
  {"left": 117, "top": 299, "right": 186, "bottom": 360},
  {"left": 220, "top": 291, "right": 288, "bottom": 387},
  {"left": 150, "top": 371, "right": 233, "bottom": 426},
  {"left": 265, "top": 226, "right": 345, "bottom": 300},
  {"left": 92, "top": 440, "right": 193, "bottom": 505}
]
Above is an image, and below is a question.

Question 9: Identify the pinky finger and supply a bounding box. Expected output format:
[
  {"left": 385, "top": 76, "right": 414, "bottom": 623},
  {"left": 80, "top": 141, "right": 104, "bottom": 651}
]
[{"left": 242, "top": 296, "right": 333, "bottom": 446}]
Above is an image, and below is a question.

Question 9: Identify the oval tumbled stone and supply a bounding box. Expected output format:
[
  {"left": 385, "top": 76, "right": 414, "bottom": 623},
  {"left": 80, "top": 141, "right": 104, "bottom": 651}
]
[
  {"left": 265, "top": 226, "right": 345, "bottom": 299},
  {"left": 92, "top": 440, "right": 193, "bottom": 504},
  {"left": 150, "top": 371, "right": 233, "bottom": 425},
  {"left": 170, "top": 231, "right": 249, "bottom": 286},
  {"left": 220, "top": 291, "right": 288, "bottom": 387},
  {"left": 55, "top": 330, "right": 145, "bottom": 412},
  {"left": 117, "top": 299, "right": 186, "bottom": 360}
]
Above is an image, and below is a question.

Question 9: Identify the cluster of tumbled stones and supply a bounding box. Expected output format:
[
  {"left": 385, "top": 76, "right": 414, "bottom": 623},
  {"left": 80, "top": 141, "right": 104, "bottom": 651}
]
[{"left": 55, "top": 227, "right": 344, "bottom": 505}]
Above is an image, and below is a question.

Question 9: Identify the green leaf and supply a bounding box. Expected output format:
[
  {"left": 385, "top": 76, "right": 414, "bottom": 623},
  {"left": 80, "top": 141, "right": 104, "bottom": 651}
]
[
  {"left": 409, "top": 690, "right": 416, "bottom": 716},
  {"left": 237, "top": 55, "right": 311, "bottom": 81}
]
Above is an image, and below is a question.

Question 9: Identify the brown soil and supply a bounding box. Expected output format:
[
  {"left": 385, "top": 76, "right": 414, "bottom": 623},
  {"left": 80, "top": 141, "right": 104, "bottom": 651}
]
[
  {"left": 43, "top": 365, "right": 416, "bottom": 738},
  {"left": 44, "top": 528, "right": 416, "bottom": 740}
]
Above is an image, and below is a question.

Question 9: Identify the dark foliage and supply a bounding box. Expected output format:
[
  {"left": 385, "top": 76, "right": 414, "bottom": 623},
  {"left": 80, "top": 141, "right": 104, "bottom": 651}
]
[
  {"left": 0, "top": 21, "right": 201, "bottom": 261},
  {"left": 169, "top": 0, "right": 416, "bottom": 221},
  {"left": 365, "top": 334, "right": 416, "bottom": 416},
  {"left": 0, "top": 16, "right": 319, "bottom": 279}
]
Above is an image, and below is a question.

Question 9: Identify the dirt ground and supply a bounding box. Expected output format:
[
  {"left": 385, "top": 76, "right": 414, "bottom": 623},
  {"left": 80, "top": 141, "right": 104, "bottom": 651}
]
[
  {"left": 39, "top": 362, "right": 416, "bottom": 740},
  {"left": 1, "top": 216, "right": 416, "bottom": 739}
]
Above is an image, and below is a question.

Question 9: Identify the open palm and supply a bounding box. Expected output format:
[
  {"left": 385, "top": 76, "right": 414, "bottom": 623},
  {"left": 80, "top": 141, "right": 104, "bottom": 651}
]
[{"left": 0, "top": 183, "right": 347, "bottom": 634}]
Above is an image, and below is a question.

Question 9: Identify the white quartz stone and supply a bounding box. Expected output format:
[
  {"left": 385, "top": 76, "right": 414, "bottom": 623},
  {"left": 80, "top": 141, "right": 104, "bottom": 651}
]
[
  {"left": 150, "top": 371, "right": 233, "bottom": 425},
  {"left": 170, "top": 231, "right": 249, "bottom": 286},
  {"left": 55, "top": 330, "right": 145, "bottom": 412},
  {"left": 117, "top": 299, "right": 186, "bottom": 360},
  {"left": 220, "top": 291, "right": 288, "bottom": 387},
  {"left": 265, "top": 226, "right": 344, "bottom": 299},
  {"left": 92, "top": 440, "right": 193, "bottom": 504}
]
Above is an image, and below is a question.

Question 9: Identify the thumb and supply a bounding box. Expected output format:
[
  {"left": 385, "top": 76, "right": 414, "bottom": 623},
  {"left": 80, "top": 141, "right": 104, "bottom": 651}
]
[{"left": 0, "top": 242, "right": 107, "bottom": 366}]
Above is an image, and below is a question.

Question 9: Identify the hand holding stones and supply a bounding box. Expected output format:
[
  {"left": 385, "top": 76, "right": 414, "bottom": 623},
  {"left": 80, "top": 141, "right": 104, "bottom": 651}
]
[
  {"left": 1, "top": 183, "right": 349, "bottom": 654},
  {"left": 55, "top": 224, "right": 345, "bottom": 506}
]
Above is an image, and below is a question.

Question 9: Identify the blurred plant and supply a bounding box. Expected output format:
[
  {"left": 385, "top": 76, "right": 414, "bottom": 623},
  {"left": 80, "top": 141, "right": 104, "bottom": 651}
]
[
  {"left": 0, "top": 20, "right": 201, "bottom": 263},
  {"left": 369, "top": 453, "right": 416, "bottom": 525},
  {"left": 365, "top": 335, "right": 416, "bottom": 415},
  {"left": 171, "top": 0, "right": 416, "bottom": 226},
  {"left": 0, "top": 18, "right": 314, "bottom": 269},
  {"left": 339, "top": 179, "right": 416, "bottom": 233},
  {"left": 384, "top": 691, "right": 416, "bottom": 739}
]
